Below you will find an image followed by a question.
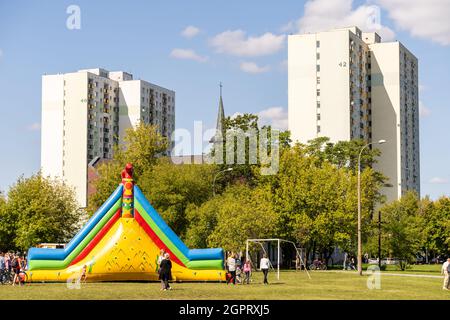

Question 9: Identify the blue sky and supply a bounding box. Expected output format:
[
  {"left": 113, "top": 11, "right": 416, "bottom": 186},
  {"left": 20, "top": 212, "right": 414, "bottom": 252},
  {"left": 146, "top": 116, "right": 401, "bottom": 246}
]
[{"left": 0, "top": 0, "right": 449, "bottom": 199}]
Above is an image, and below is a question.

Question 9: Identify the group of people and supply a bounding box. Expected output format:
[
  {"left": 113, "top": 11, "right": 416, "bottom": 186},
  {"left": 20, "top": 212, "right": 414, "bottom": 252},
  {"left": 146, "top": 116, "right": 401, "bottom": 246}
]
[
  {"left": 225, "top": 252, "right": 271, "bottom": 285},
  {"left": 343, "top": 253, "right": 357, "bottom": 270},
  {"left": 0, "top": 251, "right": 27, "bottom": 286},
  {"left": 155, "top": 248, "right": 273, "bottom": 290}
]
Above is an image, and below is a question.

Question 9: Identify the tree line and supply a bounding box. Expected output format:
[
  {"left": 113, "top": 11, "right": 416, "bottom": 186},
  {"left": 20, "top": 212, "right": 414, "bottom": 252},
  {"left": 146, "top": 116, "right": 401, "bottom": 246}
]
[{"left": 0, "top": 118, "right": 448, "bottom": 269}]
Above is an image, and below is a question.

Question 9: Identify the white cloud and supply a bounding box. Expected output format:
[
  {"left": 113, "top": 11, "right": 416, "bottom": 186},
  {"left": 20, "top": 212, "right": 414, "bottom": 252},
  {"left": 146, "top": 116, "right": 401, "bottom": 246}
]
[
  {"left": 377, "top": 0, "right": 450, "bottom": 46},
  {"left": 429, "top": 177, "right": 449, "bottom": 184},
  {"left": 27, "top": 122, "right": 41, "bottom": 131},
  {"left": 181, "top": 25, "right": 200, "bottom": 39},
  {"left": 240, "top": 61, "right": 270, "bottom": 74},
  {"left": 258, "top": 107, "right": 288, "bottom": 130},
  {"left": 210, "top": 30, "right": 286, "bottom": 57},
  {"left": 169, "top": 48, "right": 208, "bottom": 63},
  {"left": 286, "top": 0, "right": 395, "bottom": 41},
  {"left": 419, "top": 101, "right": 431, "bottom": 117},
  {"left": 280, "top": 21, "right": 297, "bottom": 33}
]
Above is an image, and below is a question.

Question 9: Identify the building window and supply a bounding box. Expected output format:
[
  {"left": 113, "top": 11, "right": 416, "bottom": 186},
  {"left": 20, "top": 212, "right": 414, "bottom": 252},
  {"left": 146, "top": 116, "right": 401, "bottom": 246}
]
[
  {"left": 317, "top": 101, "right": 320, "bottom": 108},
  {"left": 317, "top": 126, "right": 321, "bottom": 133},
  {"left": 316, "top": 89, "right": 320, "bottom": 96},
  {"left": 316, "top": 65, "right": 320, "bottom": 72},
  {"left": 317, "top": 114, "right": 321, "bottom": 120},
  {"left": 316, "top": 53, "right": 320, "bottom": 60},
  {"left": 317, "top": 77, "right": 321, "bottom": 84},
  {"left": 316, "top": 40, "right": 320, "bottom": 48}
]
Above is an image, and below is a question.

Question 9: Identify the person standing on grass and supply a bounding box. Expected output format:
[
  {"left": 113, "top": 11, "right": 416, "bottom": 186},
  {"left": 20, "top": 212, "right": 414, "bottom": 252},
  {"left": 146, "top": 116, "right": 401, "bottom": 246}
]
[
  {"left": 0, "top": 252, "right": 5, "bottom": 283},
  {"left": 5, "top": 253, "right": 11, "bottom": 275},
  {"left": 260, "top": 254, "right": 270, "bottom": 285},
  {"left": 159, "top": 253, "right": 172, "bottom": 291},
  {"left": 12, "top": 254, "right": 22, "bottom": 286},
  {"left": 157, "top": 248, "right": 166, "bottom": 290},
  {"left": 243, "top": 259, "right": 252, "bottom": 284},
  {"left": 79, "top": 264, "right": 87, "bottom": 283},
  {"left": 226, "top": 252, "right": 236, "bottom": 285},
  {"left": 442, "top": 257, "right": 450, "bottom": 290}
]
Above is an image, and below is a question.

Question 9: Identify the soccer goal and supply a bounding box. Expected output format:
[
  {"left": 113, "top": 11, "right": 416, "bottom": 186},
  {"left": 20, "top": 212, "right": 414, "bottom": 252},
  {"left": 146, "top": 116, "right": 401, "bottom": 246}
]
[{"left": 245, "top": 238, "right": 311, "bottom": 280}]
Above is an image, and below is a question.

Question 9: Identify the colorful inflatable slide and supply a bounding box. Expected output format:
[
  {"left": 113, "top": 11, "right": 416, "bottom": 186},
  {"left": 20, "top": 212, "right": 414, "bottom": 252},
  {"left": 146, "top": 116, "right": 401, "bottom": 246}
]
[{"left": 27, "top": 164, "right": 225, "bottom": 282}]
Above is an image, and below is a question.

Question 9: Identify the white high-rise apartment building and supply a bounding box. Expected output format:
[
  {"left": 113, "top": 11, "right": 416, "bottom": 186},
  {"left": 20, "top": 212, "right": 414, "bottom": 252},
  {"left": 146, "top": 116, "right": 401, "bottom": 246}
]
[
  {"left": 288, "top": 27, "right": 420, "bottom": 202},
  {"left": 41, "top": 68, "right": 175, "bottom": 207}
]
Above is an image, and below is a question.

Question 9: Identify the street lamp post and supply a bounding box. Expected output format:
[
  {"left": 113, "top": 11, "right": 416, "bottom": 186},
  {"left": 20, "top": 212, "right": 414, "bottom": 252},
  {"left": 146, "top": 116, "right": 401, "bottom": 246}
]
[
  {"left": 357, "top": 139, "right": 386, "bottom": 276},
  {"left": 213, "top": 168, "right": 233, "bottom": 197},
  {"left": 378, "top": 209, "right": 382, "bottom": 270}
]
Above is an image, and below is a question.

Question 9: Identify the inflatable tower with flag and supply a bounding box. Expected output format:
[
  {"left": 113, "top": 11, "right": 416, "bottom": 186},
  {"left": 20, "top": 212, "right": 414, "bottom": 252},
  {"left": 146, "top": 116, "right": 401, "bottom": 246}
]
[{"left": 26, "top": 164, "right": 225, "bottom": 282}]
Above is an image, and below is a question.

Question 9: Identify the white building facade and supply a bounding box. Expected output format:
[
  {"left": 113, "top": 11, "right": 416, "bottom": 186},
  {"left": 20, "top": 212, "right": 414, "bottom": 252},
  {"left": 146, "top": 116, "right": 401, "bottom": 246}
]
[
  {"left": 41, "top": 68, "right": 175, "bottom": 207},
  {"left": 288, "top": 27, "right": 420, "bottom": 202}
]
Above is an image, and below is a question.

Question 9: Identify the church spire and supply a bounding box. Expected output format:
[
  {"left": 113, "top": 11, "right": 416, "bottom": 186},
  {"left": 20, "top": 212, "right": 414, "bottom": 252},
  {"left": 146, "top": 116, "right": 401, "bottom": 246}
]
[
  {"left": 216, "top": 82, "right": 225, "bottom": 134},
  {"left": 210, "top": 82, "right": 225, "bottom": 144}
]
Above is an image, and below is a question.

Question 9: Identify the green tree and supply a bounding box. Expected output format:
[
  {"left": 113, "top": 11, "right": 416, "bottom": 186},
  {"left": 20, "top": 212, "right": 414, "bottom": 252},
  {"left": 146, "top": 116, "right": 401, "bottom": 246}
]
[
  {"left": 0, "top": 195, "right": 15, "bottom": 251},
  {"left": 139, "top": 160, "right": 216, "bottom": 238},
  {"left": 4, "top": 173, "right": 78, "bottom": 250},
  {"left": 88, "top": 122, "right": 168, "bottom": 214},
  {"left": 212, "top": 113, "right": 289, "bottom": 191},
  {"left": 302, "top": 137, "right": 382, "bottom": 170},
  {"left": 185, "top": 184, "right": 277, "bottom": 252},
  {"left": 379, "top": 191, "right": 423, "bottom": 270},
  {"left": 421, "top": 196, "right": 450, "bottom": 258},
  {"left": 268, "top": 143, "right": 384, "bottom": 264}
]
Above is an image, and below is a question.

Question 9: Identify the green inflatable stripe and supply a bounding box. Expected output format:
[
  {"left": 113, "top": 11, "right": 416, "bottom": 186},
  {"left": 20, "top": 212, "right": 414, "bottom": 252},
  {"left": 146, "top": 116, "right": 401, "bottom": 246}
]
[
  {"left": 135, "top": 200, "right": 189, "bottom": 266},
  {"left": 187, "top": 259, "right": 224, "bottom": 270},
  {"left": 28, "top": 199, "right": 121, "bottom": 270}
]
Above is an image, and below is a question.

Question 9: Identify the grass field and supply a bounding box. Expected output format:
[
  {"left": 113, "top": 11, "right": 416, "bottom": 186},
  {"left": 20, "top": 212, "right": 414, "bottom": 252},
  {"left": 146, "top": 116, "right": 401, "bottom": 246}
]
[{"left": 1, "top": 270, "right": 449, "bottom": 300}]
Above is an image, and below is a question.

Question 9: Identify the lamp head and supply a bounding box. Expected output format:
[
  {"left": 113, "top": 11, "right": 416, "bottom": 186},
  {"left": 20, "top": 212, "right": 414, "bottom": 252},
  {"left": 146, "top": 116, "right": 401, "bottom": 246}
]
[{"left": 378, "top": 139, "right": 386, "bottom": 144}]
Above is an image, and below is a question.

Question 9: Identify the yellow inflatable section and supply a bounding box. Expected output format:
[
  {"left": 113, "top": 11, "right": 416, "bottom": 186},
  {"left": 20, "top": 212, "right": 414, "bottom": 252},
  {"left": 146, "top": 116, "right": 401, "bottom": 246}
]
[
  {"left": 27, "top": 164, "right": 226, "bottom": 282},
  {"left": 29, "top": 218, "right": 225, "bottom": 282}
]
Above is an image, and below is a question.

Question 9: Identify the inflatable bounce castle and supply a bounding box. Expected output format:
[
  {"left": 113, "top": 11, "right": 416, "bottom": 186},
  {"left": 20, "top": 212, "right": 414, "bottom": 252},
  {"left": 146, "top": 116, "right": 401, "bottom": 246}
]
[{"left": 26, "top": 164, "right": 225, "bottom": 282}]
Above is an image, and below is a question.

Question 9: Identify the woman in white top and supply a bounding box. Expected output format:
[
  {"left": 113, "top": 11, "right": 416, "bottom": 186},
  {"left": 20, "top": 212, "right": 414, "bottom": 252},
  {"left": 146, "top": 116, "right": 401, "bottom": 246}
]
[
  {"left": 158, "top": 249, "right": 169, "bottom": 290},
  {"left": 259, "top": 254, "right": 270, "bottom": 284},
  {"left": 226, "top": 253, "right": 237, "bottom": 285}
]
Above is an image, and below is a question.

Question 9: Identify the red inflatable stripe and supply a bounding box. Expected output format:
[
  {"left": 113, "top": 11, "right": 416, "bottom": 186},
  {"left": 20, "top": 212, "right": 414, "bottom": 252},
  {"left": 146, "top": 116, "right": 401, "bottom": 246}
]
[
  {"left": 134, "top": 209, "right": 186, "bottom": 268},
  {"left": 70, "top": 209, "right": 121, "bottom": 266}
]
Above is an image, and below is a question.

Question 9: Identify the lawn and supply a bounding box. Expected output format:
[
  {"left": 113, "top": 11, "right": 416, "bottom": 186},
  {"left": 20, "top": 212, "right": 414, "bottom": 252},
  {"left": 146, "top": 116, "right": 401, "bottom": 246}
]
[{"left": 0, "top": 271, "right": 449, "bottom": 300}]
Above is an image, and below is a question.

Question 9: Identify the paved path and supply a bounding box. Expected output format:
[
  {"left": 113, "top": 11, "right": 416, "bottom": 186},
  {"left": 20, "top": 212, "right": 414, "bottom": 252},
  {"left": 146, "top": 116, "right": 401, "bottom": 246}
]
[
  {"left": 323, "top": 270, "right": 442, "bottom": 279},
  {"left": 370, "top": 272, "right": 442, "bottom": 279}
]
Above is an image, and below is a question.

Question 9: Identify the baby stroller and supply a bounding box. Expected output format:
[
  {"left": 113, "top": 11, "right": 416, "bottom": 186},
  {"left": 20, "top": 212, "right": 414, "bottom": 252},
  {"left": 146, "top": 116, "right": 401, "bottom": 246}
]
[{"left": 235, "top": 266, "right": 243, "bottom": 284}]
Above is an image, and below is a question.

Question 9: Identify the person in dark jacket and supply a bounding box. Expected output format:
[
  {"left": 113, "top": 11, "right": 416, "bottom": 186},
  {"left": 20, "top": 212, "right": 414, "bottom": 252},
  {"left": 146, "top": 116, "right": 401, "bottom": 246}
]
[{"left": 159, "top": 253, "right": 172, "bottom": 291}]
